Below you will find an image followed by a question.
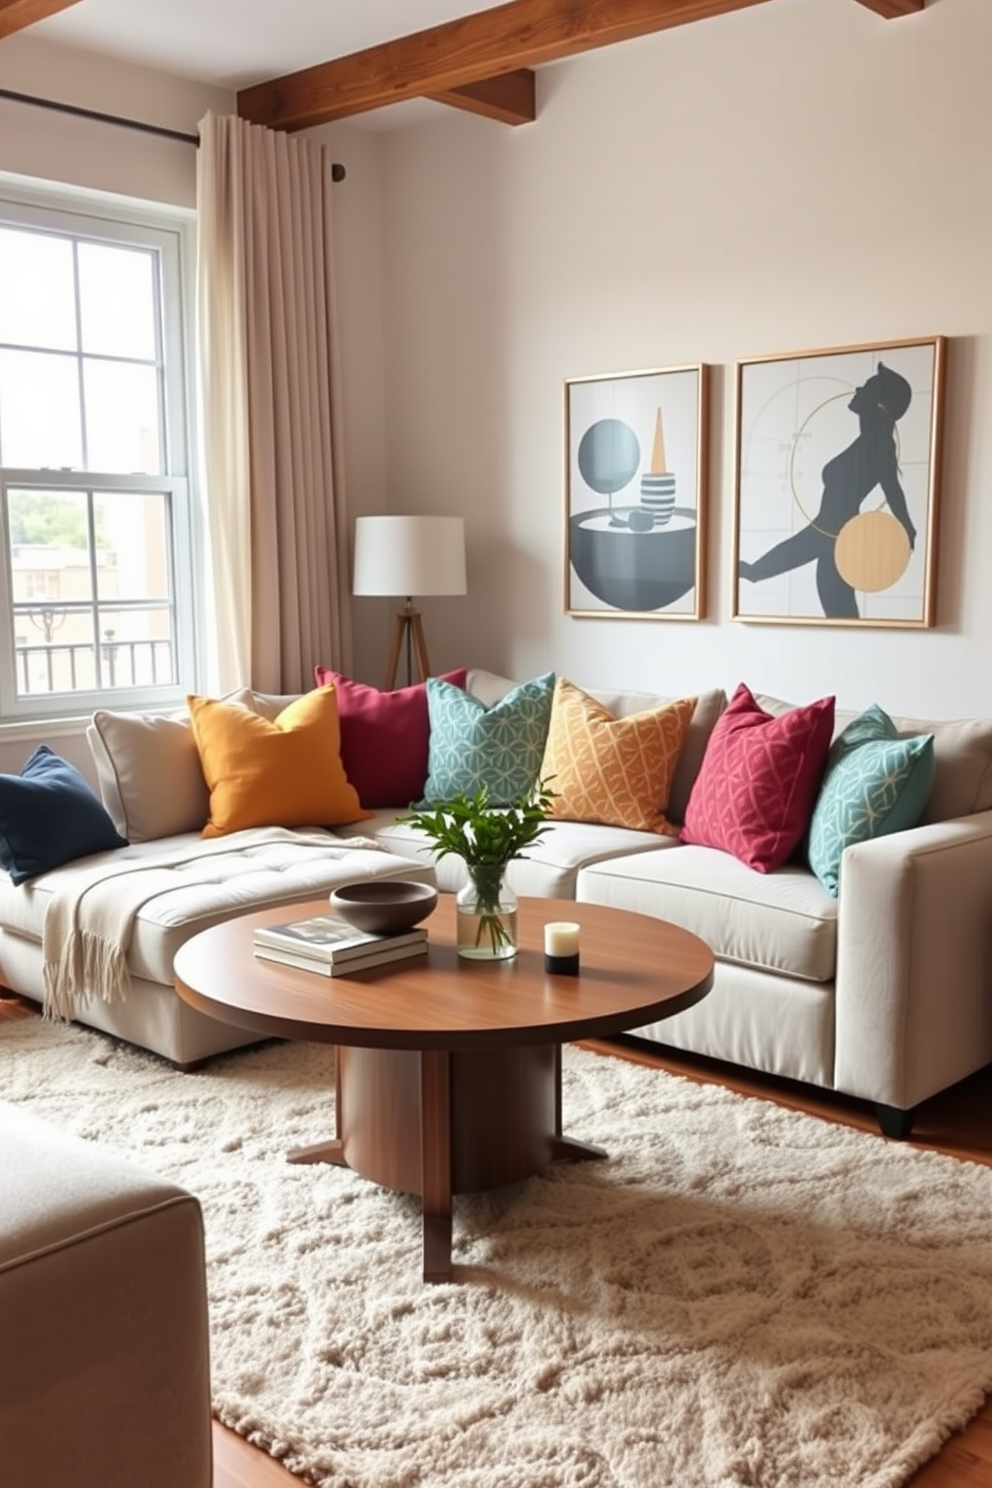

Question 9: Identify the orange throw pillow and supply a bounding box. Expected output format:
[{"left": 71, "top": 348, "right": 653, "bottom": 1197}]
[
  {"left": 187, "top": 685, "right": 370, "bottom": 838},
  {"left": 540, "top": 677, "right": 696, "bottom": 835}
]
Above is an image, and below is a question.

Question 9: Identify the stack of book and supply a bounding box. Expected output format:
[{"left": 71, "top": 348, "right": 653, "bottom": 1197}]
[{"left": 253, "top": 913, "right": 428, "bottom": 976}]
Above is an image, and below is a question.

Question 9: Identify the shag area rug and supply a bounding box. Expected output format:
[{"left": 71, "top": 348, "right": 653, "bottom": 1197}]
[{"left": 3, "top": 1017, "right": 992, "bottom": 1488}]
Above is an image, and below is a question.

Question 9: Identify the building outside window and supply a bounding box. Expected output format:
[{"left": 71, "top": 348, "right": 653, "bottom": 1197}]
[{"left": 0, "top": 184, "right": 201, "bottom": 721}]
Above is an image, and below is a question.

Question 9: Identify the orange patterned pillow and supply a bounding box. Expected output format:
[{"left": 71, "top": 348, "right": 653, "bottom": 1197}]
[
  {"left": 540, "top": 678, "right": 696, "bottom": 835},
  {"left": 187, "top": 685, "right": 370, "bottom": 838}
]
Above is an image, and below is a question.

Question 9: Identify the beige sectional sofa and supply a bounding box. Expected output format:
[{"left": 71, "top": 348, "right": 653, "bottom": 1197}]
[
  {"left": 0, "top": 700, "right": 436, "bottom": 1068},
  {"left": 346, "top": 670, "right": 992, "bottom": 1137},
  {"left": 3, "top": 668, "right": 991, "bottom": 1137}
]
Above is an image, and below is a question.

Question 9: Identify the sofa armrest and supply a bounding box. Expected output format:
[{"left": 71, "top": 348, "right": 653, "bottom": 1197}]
[{"left": 834, "top": 809, "right": 992, "bottom": 1110}]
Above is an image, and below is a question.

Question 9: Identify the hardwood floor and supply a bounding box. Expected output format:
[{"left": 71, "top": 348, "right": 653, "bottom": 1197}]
[{"left": 3, "top": 992, "right": 990, "bottom": 1487}]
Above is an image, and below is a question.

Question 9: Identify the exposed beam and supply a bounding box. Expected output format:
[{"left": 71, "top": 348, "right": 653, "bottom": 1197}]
[
  {"left": 428, "top": 68, "right": 536, "bottom": 126},
  {"left": 853, "top": 0, "right": 923, "bottom": 14},
  {"left": 237, "top": 0, "right": 778, "bottom": 133},
  {"left": 0, "top": 0, "right": 82, "bottom": 41}
]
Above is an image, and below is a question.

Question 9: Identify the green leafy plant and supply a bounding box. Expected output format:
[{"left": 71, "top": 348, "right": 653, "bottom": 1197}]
[{"left": 399, "top": 780, "right": 556, "bottom": 953}]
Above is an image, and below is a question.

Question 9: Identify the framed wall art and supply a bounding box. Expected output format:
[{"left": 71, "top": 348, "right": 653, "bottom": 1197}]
[
  {"left": 564, "top": 363, "right": 708, "bottom": 620},
  {"left": 732, "top": 336, "right": 945, "bottom": 628}
]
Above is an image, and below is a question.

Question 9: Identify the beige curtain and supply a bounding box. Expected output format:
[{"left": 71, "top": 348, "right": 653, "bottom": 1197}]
[{"left": 196, "top": 111, "right": 352, "bottom": 695}]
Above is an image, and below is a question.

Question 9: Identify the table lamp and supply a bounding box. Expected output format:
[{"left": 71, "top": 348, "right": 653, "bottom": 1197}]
[{"left": 352, "top": 515, "right": 467, "bottom": 690}]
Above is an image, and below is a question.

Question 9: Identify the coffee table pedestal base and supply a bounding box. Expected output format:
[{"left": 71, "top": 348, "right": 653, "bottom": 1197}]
[{"left": 288, "top": 1042, "right": 606, "bottom": 1282}]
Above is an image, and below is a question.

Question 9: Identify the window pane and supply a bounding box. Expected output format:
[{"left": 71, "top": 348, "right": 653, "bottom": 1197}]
[
  {"left": 78, "top": 243, "right": 157, "bottom": 361},
  {"left": 14, "top": 611, "right": 96, "bottom": 696},
  {"left": 9, "top": 487, "right": 90, "bottom": 571},
  {"left": 0, "top": 227, "right": 77, "bottom": 352},
  {"left": 97, "top": 606, "right": 175, "bottom": 688},
  {"left": 7, "top": 485, "right": 177, "bottom": 698},
  {"left": 94, "top": 492, "right": 175, "bottom": 687},
  {"left": 9, "top": 487, "right": 95, "bottom": 698},
  {"left": 84, "top": 360, "right": 161, "bottom": 473},
  {"left": 0, "top": 350, "right": 83, "bottom": 468},
  {"left": 94, "top": 490, "right": 171, "bottom": 600}
]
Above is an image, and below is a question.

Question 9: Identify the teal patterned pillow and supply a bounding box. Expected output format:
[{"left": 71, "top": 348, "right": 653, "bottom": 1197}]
[
  {"left": 807, "top": 704, "right": 935, "bottom": 897},
  {"left": 422, "top": 673, "right": 555, "bottom": 805}
]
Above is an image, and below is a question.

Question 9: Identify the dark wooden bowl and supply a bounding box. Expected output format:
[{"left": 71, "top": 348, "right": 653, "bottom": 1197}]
[{"left": 330, "top": 879, "right": 438, "bottom": 935}]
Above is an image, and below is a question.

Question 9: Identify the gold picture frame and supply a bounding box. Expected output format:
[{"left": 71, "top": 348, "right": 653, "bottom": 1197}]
[
  {"left": 732, "top": 336, "right": 945, "bottom": 628},
  {"left": 564, "top": 364, "right": 709, "bottom": 620}
]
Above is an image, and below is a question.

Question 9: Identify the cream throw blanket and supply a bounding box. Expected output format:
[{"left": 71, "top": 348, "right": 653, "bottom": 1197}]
[{"left": 41, "top": 827, "right": 385, "bottom": 1021}]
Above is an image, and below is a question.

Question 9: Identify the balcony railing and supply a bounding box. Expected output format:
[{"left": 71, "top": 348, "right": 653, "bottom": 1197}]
[
  {"left": 14, "top": 636, "right": 175, "bottom": 695},
  {"left": 13, "top": 599, "right": 175, "bottom": 696}
]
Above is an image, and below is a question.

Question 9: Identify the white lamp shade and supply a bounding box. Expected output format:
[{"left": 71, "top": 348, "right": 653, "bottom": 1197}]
[{"left": 352, "top": 516, "right": 467, "bottom": 598}]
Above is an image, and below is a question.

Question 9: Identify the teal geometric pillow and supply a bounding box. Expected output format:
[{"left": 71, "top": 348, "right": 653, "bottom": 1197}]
[
  {"left": 807, "top": 704, "right": 935, "bottom": 897},
  {"left": 422, "top": 673, "right": 555, "bottom": 805}
]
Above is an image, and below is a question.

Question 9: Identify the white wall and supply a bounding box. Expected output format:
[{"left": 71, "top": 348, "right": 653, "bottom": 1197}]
[
  {"left": 317, "top": 124, "right": 393, "bottom": 678},
  {"left": 0, "top": 34, "right": 231, "bottom": 207},
  {"left": 360, "top": 0, "right": 992, "bottom": 718}
]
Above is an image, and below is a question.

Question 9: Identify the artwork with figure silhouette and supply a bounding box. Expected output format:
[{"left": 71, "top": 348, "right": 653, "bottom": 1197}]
[
  {"left": 739, "top": 364, "right": 914, "bottom": 618},
  {"left": 734, "top": 340, "right": 944, "bottom": 627}
]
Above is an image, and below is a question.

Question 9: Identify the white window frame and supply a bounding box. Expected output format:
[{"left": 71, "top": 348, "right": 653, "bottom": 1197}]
[{"left": 0, "top": 178, "right": 203, "bottom": 722}]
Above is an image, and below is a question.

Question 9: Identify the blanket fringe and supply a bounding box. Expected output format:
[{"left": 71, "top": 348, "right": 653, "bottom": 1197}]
[{"left": 43, "top": 930, "right": 130, "bottom": 1022}]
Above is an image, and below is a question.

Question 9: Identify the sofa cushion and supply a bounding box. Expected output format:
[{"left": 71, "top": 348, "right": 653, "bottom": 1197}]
[
  {"left": 757, "top": 693, "right": 992, "bottom": 828},
  {"left": 890, "top": 713, "right": 992, "bottom": 825},
  {"left": 226, "top": 688, "right": 302, "bottom": 718},
  {"left": 88, "top": 690, "right": 306, "bottom": 843},
  {"left": 0, "top": 746, "right": 127, "bottom": 886},
  {"left": 680, "top": 684, "right": 835, "bottom": 872},
  {"left": 187, "top": 688, "right": 369, "bottom": 838},
  {"left": 312, "top": 667, "right": 467, "bottom": 808},
  {"left": 422, "top": 672, "right": 555, "bottom": 805},
  {"left": 577, "top": 844, "right": 838, "bottom": 983},
  {"left": 466, "top": 670, "right": 726, "bottom": 824},
  {"left": 0, "top": 831, "right": 435, "bottom": 987},
  {"left": 807, "top": 705, "right": 936, "bottom": 896},
  {"left": 336, "top": 813, "right": 670, "bottom": 899},
  {"left": 540, "top": 678, "right": 695, "bottom": 834},
  {"left": 88, "top": 710, "right": 210, "bottom": 842}
]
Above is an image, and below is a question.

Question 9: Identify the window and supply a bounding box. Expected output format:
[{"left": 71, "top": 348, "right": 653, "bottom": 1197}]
[{"left": 0, "top": 186, "right": 200, "bottom": 720}]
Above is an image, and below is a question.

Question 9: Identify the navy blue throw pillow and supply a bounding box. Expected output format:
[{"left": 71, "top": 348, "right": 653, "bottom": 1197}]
[{"left": 0, "top": 745, "right": 128, "bottom": 886}]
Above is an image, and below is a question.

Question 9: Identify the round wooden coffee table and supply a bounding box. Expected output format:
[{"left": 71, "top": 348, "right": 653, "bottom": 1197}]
[{"left": 174, "top": 895, "right": 713, "bottom": 1282}]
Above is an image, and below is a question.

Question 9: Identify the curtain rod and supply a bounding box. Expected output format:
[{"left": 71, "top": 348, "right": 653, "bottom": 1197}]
[{"left": 0, "top": 87, "right": 346, "bottom": 180}]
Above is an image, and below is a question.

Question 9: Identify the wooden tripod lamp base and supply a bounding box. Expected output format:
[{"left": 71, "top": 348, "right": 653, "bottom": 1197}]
[
  {"left": 384, "top": 601, "right": 432, "bottom": 691},
  {"left": 352, "top": 515, "right": 466, "bottom": 692}
]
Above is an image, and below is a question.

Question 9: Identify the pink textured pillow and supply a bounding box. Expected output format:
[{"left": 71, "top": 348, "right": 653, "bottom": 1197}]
[
  {"left": 679, "top": 684, "right": 835, "bottom": 872},
  {"left": 312, "top": 668, "right": 467, "bottom": 808}
]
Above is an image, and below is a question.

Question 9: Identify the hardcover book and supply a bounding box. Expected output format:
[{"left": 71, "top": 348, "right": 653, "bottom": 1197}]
[
  {"left": 253, "top": 912, "right": 427, "bottom": 964},
  {"left": 253, "top": 938, "right": 428, "bottom": 977}
]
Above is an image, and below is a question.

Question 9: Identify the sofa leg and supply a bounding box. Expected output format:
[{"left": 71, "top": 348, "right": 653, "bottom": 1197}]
[
  {"left": 876, "top": 1102, "right": 915, "bottom": 1140},
  {"left": 173, "top": 1057, "right": 208, "bottom": 1073}
]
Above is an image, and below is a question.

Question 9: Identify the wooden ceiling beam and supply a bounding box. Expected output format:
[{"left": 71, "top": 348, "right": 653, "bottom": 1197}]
[
  {"left": 852, "top": 0, "right": 923, "bottom": 15},
  {"left": 0, "top": 0, "right": 83, "bottom": 40},
  {"left": 237, "top": 0, "right": 780, "bottom": 133},
  {"left": 428, "top": 68, "right": 536, "bottom": 127}
]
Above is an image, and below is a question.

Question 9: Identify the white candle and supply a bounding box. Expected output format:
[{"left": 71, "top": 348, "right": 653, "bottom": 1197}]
[{"left": 544, "top": 922, "right": 580, "bottom": 958}]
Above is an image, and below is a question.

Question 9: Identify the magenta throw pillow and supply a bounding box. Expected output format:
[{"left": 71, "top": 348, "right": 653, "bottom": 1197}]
[
  {"left": 312, "top": 667, "right": 467, "bottom": 808},
  {"left": 679, "top": 684, "right": 835, "bottom": 872}
]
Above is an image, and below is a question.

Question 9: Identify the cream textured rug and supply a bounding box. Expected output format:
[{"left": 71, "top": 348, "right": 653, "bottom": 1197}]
[{"left": 4, "top": 1016, "right": 992, "bottom": 1488}]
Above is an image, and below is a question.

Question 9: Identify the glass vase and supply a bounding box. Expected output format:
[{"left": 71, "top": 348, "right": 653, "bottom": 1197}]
[{"left": 456, "top": 865, "right": 518, "bottom": 961}]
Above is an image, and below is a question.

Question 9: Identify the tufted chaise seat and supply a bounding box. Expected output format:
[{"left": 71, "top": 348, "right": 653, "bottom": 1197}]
[{"left": 0, "top": 830, "right": 435, "bottom": 1067}]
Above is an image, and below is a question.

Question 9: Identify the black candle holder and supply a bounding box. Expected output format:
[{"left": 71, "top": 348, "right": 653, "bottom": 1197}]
[{"left": 544, "top": 952, "right": 580, "bottom": 976}]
